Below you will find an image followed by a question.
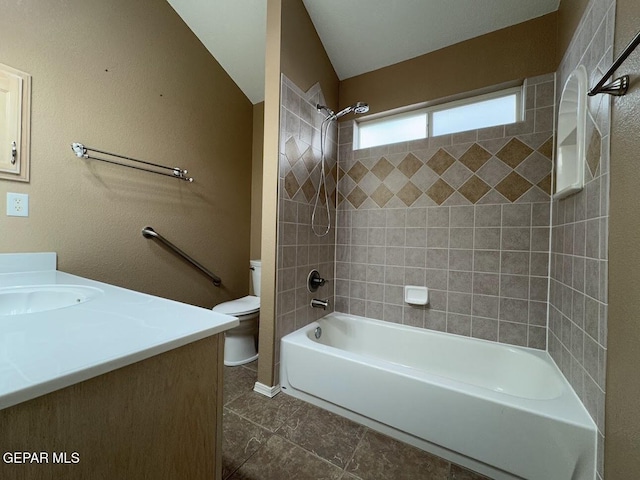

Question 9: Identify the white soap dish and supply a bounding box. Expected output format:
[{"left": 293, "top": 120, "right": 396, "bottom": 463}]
[{"left": 404, "top": 285, "right": 429, "bottom": 305}]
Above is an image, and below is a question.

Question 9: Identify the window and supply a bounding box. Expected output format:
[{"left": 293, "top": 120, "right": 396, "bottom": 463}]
[
  {"left": 355, "top": 110, "right": 427, "bottom": 150},
  {"left": 430, "top": 88, "right": 522, "bottom": 136},
  {"left": 354, "top": 86, "right": 523, "bottom": 150}
]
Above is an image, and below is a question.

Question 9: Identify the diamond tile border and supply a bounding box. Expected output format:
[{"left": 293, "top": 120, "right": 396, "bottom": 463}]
[
  {"left": 459, "top": 144, "right": 492, "bottom": 172},
  {"left": 370, "top": 184, "right": 394, "bottom": 207},
  {"left": 338, "top": 134, "right": 553, "bottom": 208},
  {"left": 495, "top": 172, "right": 533, "bottom": 202},
  {"left": 347, "top": 186, "right": 367, "bottom": 208},
  {"left": 398, "top": 153, "right": 423, "bottom": 178},
  {"left": 426, "top": 179, "right": 455, "bottom": 205},
  {"left": 397, "top": 182, "right": 423, "bottom": 206},
  {"left": 427, "top": 149, "right": 456, "bottom": 175},
  {"left": 496, "top": 138, "right": 534, "bottom": 168},
  {"left": 347, "top": 161, "right": 368, "bottom": 182},
  {"left": 459, "top": 176, "right": 491, "bottom": 203},
  {"left": 371, "top": 157, "right": 395, "bottom": 181},
  {"left": 335, "top": 77, "right": 555, "bottom": 210}
]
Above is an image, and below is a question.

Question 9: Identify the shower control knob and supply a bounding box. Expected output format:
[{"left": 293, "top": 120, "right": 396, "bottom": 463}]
[{"left": 307, "top": 270, "right": 326, "bottom": 292}]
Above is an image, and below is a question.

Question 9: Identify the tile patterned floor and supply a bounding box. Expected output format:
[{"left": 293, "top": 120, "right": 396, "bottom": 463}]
[{"left": 222, "top": 362, "right": 491, "bottom": 480}]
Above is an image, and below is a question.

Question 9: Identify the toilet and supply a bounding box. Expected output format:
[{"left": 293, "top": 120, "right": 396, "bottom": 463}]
[{"left": 213, "top": 260, "right": 260, "bottom": 366}]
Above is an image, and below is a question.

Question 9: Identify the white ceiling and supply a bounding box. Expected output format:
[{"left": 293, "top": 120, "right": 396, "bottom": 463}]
[
  {"left": 166, "top": 0, "right": 267, "bottom": 104},
  {"left": 167, "top": 0, "right": 559, "bottom": 105}
]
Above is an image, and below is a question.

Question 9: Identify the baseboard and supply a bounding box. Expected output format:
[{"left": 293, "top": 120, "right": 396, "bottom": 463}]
[{"left": 253, "top": 382, "right": 281, "bottom": 398}]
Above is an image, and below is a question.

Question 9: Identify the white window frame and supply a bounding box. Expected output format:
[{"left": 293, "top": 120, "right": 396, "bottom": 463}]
[{"left": 354, "top": 85, "right": 524, "bottom": 151}]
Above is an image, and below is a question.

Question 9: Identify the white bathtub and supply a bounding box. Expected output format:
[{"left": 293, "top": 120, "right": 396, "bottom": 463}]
[{"left": 280, "top": 313, "right": 596, "bottom": 480}]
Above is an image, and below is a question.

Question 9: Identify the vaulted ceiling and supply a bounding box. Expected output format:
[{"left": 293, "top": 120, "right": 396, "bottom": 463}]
[{"left": 167, "top": 0, "right": 560, "bottom": 104}]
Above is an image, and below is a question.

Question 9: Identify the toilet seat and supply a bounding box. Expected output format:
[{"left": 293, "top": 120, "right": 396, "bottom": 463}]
[
  {"left": 212, "top": 295, "right": 260, "bottom": 317},
  {"left": 213, "top": 295, "right": 260, "bottom": 366}
]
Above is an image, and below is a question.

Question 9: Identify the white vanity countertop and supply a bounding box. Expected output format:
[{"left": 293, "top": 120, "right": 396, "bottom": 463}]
[{"left": 0, "top": 253, "right": 239, "bottom": 410}]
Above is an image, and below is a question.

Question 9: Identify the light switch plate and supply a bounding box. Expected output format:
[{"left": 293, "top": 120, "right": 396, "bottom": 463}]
[{"left": 7, "top": 192, "right": 29, "bottom": 217}]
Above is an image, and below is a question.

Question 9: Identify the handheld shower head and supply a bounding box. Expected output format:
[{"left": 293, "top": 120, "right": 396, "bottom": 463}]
[
  {"left": 352, "top": 102, "right": 370, "bottom": 114},
  {"left": 334, "top": 102, "right": 370, "bottom": 119},
  {"left": 318, "top": 102, "right": 369, "bottom": 120}
]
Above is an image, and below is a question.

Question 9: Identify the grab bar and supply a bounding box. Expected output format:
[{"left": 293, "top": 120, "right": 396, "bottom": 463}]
[
  {"left": 142, "top": 226, "right": 221, "bottom": 286},
  {"left": 588, "top": 29, "right": 640, "bottom": 96},
  {"left": 72, "top": 143, "right": 193, "bottom": 182}
]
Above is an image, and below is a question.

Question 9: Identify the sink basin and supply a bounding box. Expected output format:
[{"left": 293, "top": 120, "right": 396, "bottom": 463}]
[{"left": 0, "top": 285, "right": 103, "bottom": 315}]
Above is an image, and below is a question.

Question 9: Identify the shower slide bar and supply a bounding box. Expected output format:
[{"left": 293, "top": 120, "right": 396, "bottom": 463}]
[
  {"left": 142, "top": 226, "right": 221, "bottom": 287},
  {"left": 71, "top": 143, "right": 193, "bottom": 182},
  {"left": 588, "top": 29, "right": 640, "bottom": 97}
]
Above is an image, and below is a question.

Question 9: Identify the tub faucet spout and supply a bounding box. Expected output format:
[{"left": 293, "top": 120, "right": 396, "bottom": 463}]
[{"left": 310, "top": 298, "right": 329, "bottom": 310}]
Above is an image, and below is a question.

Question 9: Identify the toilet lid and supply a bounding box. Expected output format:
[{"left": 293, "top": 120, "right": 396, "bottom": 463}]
[{"left": 212, "top": 295, "right": 260, "bottom": 316}]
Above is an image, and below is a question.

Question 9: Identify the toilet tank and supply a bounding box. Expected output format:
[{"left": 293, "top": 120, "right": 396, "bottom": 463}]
[{"left": 250, "top": 260, "right": 261, "bottom": 297}]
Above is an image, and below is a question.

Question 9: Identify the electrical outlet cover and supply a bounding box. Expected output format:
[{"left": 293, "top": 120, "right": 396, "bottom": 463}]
[{"left": 7, "top": 192, "right": 29, "bottom": 217}]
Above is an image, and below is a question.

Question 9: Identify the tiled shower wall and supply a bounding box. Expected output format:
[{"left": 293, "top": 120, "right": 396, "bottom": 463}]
[
  {"left": 550, "top": 0, "right": 613, "bottom": 476},
  {"left": 275, "top": 75, "right": 337, "bottom": 379},
  {"left": 335, "top": 74, "right": 555, "bottom": 349}
]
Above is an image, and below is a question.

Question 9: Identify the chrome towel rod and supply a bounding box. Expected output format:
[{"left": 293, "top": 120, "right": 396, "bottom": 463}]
[
  {"left": 588, "top": 29, "right": 640, "bottom": 96},
  {"left": 142, "top": 226, "right": 221, "bottom": 286},
  {"left": 71, "top": 143, "right": 193, "bottom": 182}
]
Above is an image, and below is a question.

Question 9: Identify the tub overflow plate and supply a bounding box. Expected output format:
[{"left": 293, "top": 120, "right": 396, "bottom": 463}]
[{"left": 314, "top": 326, "right": 322, "bottom": 339}]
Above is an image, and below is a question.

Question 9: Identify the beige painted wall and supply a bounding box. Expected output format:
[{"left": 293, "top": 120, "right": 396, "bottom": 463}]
[
  {"left": 606, "top": 0, "right": 640, "bottom": 475},
  {"left": 0, "top": 0, "right": 253, "bottom": 308},
  {"left": 251, "top": 102, "right": 264, "bottom": 262},
  {"left": 557, "top": 0, "right": 591, "bottom": 62},
  {"left": 281, "top": 0, "right": 340, "bottom": 112},
  {"left": 339, "top": 12, "right": 558, "bottom": 116}
]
